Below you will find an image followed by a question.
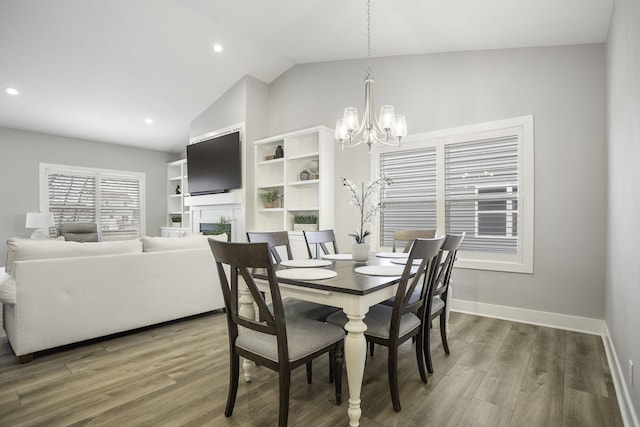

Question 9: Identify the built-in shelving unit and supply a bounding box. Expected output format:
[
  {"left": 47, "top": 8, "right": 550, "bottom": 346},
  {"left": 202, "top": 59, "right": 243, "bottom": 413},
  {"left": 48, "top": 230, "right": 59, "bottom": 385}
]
[
  {"left": 165, "top": 159, "right": 190, "bottom": 231},
  {"left": 253, "top": 126, "right": 335, "bottom": 234}
]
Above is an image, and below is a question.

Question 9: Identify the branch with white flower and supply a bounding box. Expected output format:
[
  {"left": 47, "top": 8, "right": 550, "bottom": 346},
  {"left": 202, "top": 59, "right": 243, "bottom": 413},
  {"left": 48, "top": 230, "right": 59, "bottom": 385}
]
[{"left": 342, "top": 176, "right": 392, "bottom": 243}]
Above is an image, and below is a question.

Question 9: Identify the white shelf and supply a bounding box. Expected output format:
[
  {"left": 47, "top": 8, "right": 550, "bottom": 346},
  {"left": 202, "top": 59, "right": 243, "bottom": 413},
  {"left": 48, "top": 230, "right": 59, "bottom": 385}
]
[
  {"left": 288, "top": 152, "right": 319, "bottom": 161},
  {"left": 258, "top": 158, "right": 285, "bottom": 166},
  {"left": 288, "top": 179, "right": 319, "bottom": 186}
]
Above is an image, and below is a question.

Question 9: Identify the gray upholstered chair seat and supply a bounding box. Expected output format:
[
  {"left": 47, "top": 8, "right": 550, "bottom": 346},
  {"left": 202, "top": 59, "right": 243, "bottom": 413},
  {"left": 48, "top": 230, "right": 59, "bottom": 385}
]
[
  {"left": 326, "top": 304, "right": 421, "bottom": 340},
  {"left": 284, "top": 299, "right": 341, "bottom": 321},
  {"left": 236, "top": 317, "right": 345, "bottom": 362},
  {"left": 267, "top": 299, "right": 341, "bottom": 322},
  {"left": 431, "top": 296, "right": 445, "bottom": 314}
]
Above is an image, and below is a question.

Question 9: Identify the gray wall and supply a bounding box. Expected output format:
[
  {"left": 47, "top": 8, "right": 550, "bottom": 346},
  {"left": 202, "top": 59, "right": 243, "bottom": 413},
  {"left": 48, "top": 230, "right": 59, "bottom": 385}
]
[
  {"left": 0, "top": 127, "right": 174, "bottom": 264},
  {"left": 606, "top": 0, "right": 640, "bottom": 414},
  {"left": 265, "top": 44, "right": 607, "bottom": 319}
]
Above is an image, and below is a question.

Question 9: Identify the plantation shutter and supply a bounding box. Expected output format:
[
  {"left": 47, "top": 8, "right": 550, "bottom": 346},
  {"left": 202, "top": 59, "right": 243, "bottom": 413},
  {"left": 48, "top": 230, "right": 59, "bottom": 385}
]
[
  {"left": 379, "top": 147, "right": 437, "bottom": 247},
  {"left": 44, "top": 165, "right": 144, "bottom": 240},
  {"left": 99, "top": 174, "right": 142, "bottom": 240},
  {"left": 47, "top": 172, "right": 97, "bottom": 225},
  {"left": 445, "top": 136, "right": 519, "bottom": 253}
]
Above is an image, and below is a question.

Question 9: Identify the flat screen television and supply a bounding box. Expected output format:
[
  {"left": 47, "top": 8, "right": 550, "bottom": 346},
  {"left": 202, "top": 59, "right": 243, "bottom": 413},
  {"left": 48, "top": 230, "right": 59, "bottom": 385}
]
[{"left": 186, "top": 131, "right": 242, "bottom": 196}]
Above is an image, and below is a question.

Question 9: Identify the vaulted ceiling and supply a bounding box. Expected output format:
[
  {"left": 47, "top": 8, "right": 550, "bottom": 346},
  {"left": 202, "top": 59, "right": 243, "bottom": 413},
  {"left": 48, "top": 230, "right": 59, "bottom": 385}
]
[{"left": 0, "top": 0, "right": 613, "bottom": 152}]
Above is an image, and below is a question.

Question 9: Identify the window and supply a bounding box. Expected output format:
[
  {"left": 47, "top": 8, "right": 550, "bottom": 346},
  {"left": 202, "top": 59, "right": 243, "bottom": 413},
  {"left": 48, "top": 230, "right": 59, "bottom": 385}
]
[
  {"left": 375, "top": 116, "right": 534, "bottom": 273},
  {"left": 40, "top": 164, "right": 146, "bottom": 240}
]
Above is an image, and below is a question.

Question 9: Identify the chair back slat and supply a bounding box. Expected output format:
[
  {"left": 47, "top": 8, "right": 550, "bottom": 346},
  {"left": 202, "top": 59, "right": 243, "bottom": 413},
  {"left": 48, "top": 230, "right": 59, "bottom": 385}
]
[
  {"left": 303, "top": 230, "right": 339, "bottom": 259},
  {"left": 432, "top": 233, "right": 465, "bottom": 299},
  {"left": 246, "top": 231, "right": 293, "bottom": 263},
  {"left": 389, "top": 237, "right": 444, "bottom": 334}
]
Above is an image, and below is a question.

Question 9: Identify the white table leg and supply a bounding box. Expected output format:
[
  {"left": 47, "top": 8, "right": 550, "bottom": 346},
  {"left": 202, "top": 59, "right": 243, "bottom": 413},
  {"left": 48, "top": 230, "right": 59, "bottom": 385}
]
[
  {"left": 343, "top": 312, "right": 368, "bottom": 427},
  {"left": 238, "top": 282, "right": 256, "bottom": 382}
]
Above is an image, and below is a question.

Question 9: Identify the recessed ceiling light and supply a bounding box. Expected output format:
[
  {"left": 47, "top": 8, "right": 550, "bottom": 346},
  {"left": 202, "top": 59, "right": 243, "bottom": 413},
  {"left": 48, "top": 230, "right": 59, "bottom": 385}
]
[
  {"left": 144, "top": 118, "right": 154, "bottom": 125},
  {"left": 4, "top": 87, "right": 19, "bottom": 96},
  {"left": 213, "top": 44, "right": 223, "bottom": 53}
]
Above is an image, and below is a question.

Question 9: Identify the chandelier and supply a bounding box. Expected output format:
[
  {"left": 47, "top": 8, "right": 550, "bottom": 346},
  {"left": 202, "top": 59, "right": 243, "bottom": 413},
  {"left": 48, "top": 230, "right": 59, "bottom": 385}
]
[{"left": 334, "top": 0, "right": 407, "bottom": 152}]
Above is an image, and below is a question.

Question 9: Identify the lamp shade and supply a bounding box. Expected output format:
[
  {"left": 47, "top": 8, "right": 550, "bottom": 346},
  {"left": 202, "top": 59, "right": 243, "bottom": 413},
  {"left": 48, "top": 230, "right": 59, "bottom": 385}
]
[{"left": 25, "top": 212, "right": 54, "bottom": 229}]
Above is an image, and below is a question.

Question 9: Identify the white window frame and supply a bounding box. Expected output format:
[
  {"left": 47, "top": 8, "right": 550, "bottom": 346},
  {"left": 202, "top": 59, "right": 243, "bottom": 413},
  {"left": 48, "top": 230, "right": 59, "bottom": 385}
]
[
  {"left": 39, "top": 163, "right": 146, "bottom": 239},
  {"left": 372, "top": 115, "right": 534, "bottom": 273}
]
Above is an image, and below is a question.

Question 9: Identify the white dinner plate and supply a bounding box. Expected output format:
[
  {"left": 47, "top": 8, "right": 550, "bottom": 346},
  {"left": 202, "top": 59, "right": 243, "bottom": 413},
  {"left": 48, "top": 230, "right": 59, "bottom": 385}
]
[
  {"left": 276, "top": 268, "right": 337, "bottom": 281},
  {"left": 375, "top": 252, "right": 409, "bottom": 259},
  {"left": 322, "top": 253, "right": 353, "bottom": 261},
  {"left": 354, "top": 265, "right": 407, "bottom": 276},
  {"left": 280, "top": 259, "right": 332, "bottom": 268}
]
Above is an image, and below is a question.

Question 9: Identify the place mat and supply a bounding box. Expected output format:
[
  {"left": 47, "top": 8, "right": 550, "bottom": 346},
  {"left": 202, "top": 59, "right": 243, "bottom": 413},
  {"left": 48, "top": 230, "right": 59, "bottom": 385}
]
[
  {"left": 375, "top": 252, "right": 409, "bottom": 259},
  {"left": 322, "top": 253, "right": 353, "bottom": 261},
  {"left": 280, "top": 259, "right": 332, "bottom": 268},
  {"left": 354, "top": 265, "right": 406, "bottom": 276},
  {"left": 391, "top": 258, "right": 423, "bottom": 265},
  {"left": 276, "top": 268, "right": 337, "bottom": 281}
]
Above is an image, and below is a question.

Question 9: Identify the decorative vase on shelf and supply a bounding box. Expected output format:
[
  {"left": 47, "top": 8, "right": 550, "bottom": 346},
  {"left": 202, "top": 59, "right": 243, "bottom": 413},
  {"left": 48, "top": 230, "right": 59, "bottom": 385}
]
[
  {"left": 275, "top": 145, "right": 284, "bottom": 159},
  {"left": 352, "top": 243, "right": 370, "bottom": 262}
]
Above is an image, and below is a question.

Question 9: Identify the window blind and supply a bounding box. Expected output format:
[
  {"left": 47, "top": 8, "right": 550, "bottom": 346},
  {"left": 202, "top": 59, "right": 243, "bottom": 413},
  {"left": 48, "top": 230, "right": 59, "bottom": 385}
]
[
  {"left": 99, "top": 175, "right": 142, "bottom": 240},
  {"left": 44, "top": 165, "right": 144, "bottom": 240},
  {"left": 445, "top": 136, "right": 519, "bottom": 253},
  {"left": 48, "top": 172, "right": 97, "bottom": 224},
  {"left": 379, "top": 147, "right": 437, "bottom": 246}
]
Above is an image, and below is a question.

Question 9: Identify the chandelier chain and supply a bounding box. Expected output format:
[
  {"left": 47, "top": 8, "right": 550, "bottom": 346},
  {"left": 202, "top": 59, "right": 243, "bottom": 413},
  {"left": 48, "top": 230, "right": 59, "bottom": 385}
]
[{"left": 367, "top": 0, "right": 371, "bottom": 73}]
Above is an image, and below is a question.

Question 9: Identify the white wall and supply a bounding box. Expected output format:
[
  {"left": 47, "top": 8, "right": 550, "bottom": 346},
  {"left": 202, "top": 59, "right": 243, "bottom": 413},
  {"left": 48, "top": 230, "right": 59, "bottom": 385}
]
[
  {"left": 0, "top": 127, "right": 174, "bottom": 264},
  {"left": 266, "top": 44, "right": 607, "bottom": 319},
  {"left": 606, "top": 0, "right": 640, "bottom": 418}
]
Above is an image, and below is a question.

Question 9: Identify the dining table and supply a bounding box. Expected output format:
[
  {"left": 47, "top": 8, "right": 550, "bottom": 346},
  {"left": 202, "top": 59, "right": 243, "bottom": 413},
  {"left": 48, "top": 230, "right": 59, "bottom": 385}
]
[{"left": 246, "top": 251, "right": 425, "bottom": 427}]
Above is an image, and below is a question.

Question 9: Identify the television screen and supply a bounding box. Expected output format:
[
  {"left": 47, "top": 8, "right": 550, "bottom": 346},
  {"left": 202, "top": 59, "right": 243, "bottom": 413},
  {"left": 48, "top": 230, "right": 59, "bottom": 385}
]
[{"left": 187, "top": 131, "right": 242, "bottom": 196}]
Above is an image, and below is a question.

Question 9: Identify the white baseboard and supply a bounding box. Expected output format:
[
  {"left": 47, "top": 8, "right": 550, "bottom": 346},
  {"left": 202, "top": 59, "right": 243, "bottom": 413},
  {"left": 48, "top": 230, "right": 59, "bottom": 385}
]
[
  {"left": 450, "top": 298, "right": 639, "bottom": 426},
  {"left": 451, "top": 298, "right": 605, "bottom": 335},
  {"left": 602, "top": 324, "right": 640, "bottom": 427}
]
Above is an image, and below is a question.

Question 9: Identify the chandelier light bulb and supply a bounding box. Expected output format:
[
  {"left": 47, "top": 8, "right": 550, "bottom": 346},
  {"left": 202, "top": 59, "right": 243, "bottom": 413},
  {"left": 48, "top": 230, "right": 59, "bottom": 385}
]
[
  {"left": 343, "top": 108, "right": 360, "bottom": 132},
  {"left": 379, "top": 105, "right": 396, "bottom": 131},
  {"left": 335, "top": 119, "right": 348, "bottom": 141},
  {"left": 393, "top": 115, "right": 407, "bottom": 139}
]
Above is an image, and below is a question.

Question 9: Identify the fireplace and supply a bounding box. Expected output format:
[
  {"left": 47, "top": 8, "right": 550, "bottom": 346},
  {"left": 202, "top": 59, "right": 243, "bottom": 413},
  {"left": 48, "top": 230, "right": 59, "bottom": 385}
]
[
  {"left": 200, "top": 223, "right": 232, "bottom": 241},
  {"left": 188, "top": 192, "right": 245, "bottom": 242}
]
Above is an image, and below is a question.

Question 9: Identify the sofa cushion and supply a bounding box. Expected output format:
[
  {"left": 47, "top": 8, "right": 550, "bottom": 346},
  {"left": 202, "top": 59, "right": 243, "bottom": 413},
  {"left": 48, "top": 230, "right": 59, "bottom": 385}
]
[
  {"left": 0, "top": 267, "right": 16, "bottom": 305},
  {"left": 5, "top": 238, "right": 142, "bottom": 275},
  {"left": 142, "top": 233, "right": 227, "bottom": 252}
]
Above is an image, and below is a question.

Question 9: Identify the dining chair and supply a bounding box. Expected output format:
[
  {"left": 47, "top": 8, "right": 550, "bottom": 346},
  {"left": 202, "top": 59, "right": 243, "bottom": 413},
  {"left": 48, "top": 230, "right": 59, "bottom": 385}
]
[
  {"left": 423, "top": 232, "right": 465, "bottom": 374},
  {"left": 303, "top": 229, "right": 340, "bottom": 259},
  {"left": 326, "top": 237, "right": 444, "bottom": 412},
  {"left": 246, "top": 231, "right": 292, "bottom": 263},
  {"left": 246, "top": 231, "right": 340, "bottom": 322},
  {"left": 208, "top": 240, "right": 345, "bottom": 427},
  {"left": 392, "top": 229, "right": 436, "bottom": 253}
]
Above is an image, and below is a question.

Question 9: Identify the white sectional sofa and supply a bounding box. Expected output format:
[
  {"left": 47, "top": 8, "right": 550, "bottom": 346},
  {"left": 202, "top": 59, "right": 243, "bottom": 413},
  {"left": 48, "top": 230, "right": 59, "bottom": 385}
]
[{"left": 0, "top": 234, "right": 226, "bottom": 363}]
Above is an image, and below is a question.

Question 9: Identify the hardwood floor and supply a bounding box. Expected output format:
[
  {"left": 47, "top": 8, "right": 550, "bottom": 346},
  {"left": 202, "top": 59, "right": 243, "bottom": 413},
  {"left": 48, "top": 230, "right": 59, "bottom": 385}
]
[{"left": 0, "top": 311, "right": 624, "bottom": 426}]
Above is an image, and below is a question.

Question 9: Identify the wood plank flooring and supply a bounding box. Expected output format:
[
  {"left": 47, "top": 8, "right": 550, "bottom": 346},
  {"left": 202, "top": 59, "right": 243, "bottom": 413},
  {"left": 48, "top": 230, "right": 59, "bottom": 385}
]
[{"left": 0, "top": 311, "right": 624, "bottom": 426}]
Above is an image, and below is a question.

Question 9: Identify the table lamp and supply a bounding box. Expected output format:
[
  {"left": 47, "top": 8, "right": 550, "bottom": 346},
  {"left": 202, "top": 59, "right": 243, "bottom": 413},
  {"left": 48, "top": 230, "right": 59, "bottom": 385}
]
[{"left": 25, "top": 212, "right": 55, "bottom": 239}]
